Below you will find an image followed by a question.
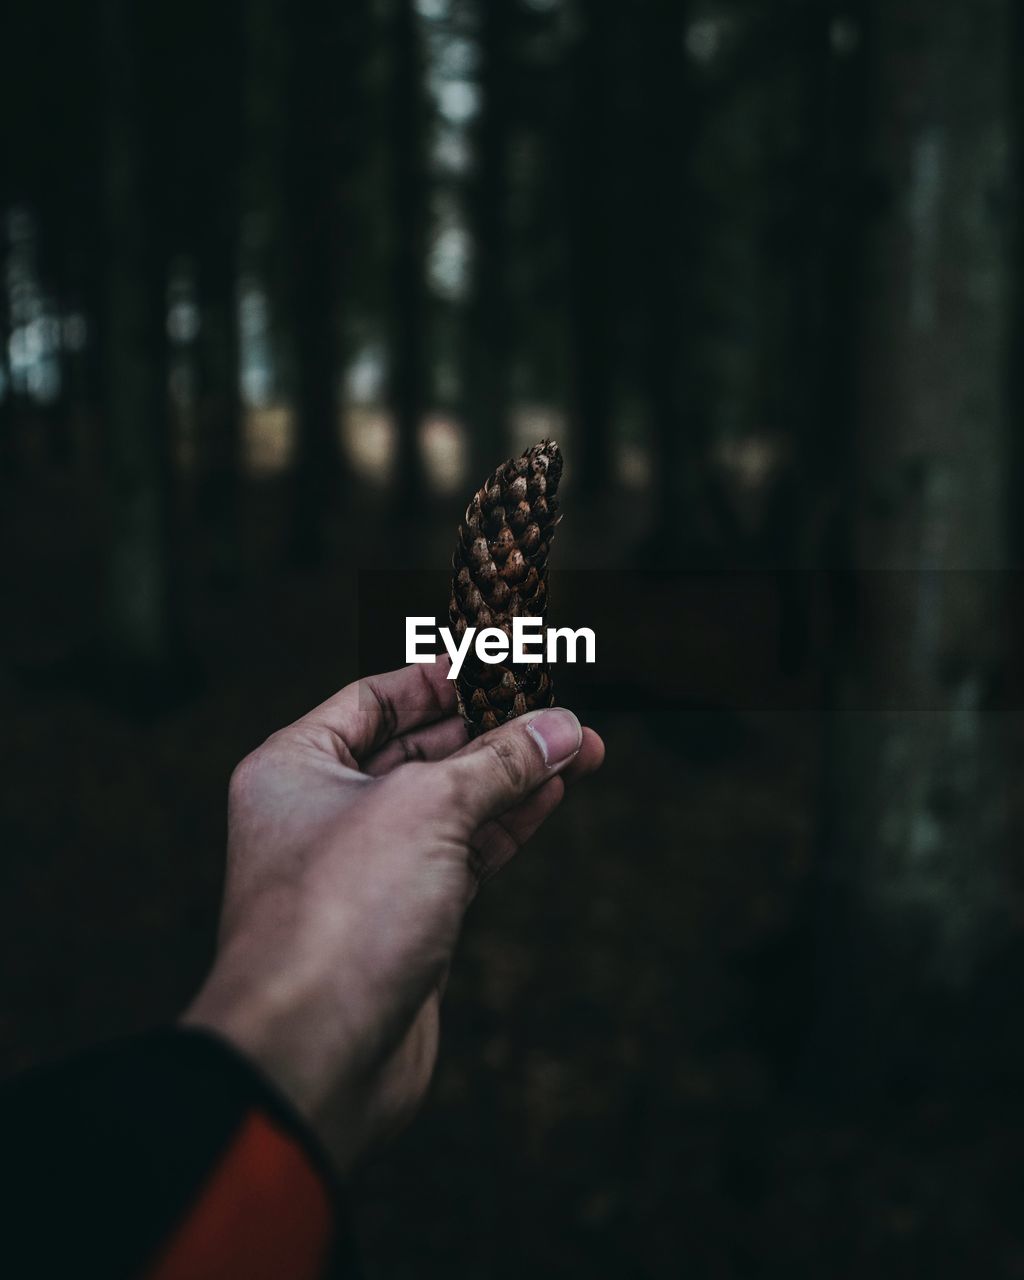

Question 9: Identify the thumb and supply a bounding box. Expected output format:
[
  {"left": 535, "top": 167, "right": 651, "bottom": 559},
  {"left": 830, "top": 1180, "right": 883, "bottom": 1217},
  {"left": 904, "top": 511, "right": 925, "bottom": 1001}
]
[{"left": 438, "top": 707, "right": 583, "bottom": 830}]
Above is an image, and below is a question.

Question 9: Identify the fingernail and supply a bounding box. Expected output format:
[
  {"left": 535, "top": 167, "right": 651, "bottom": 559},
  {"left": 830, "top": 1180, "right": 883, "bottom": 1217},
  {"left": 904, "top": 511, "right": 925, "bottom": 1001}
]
[{"left": 526, "top": 708, "right": 582, "bottom": 767}]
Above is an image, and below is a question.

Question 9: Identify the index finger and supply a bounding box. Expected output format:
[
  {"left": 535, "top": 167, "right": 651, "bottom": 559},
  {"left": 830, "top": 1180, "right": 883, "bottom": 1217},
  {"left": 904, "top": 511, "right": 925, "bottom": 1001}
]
[{"left": 299, "top": 657, "right": 456, "bottom": 761}]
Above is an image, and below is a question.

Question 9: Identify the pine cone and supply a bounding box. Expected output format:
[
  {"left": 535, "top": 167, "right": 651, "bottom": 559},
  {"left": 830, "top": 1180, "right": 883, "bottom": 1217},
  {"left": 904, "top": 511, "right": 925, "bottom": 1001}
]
[{"left": 449, "top": 440, "right": 563, "bottom": 738}]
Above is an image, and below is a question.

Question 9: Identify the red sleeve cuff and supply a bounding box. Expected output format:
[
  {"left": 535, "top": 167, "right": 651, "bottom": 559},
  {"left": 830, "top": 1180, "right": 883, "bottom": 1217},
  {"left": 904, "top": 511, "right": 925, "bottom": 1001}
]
[{"left": 145, "top": 1108, "right": 334, "bottom": 1280}]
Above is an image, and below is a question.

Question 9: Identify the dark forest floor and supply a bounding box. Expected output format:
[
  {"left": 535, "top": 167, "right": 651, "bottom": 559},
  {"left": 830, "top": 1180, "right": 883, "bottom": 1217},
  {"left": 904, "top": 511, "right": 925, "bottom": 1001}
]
[{"left": 3, "top": 469, "right": 1024, "bottom": 1277}]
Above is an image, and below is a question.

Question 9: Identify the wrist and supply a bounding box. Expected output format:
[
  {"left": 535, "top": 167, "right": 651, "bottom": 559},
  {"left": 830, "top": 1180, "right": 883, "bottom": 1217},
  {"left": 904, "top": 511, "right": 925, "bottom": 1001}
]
[{"left": 182, "top": 950, "right": 370, "bottom": 1174}]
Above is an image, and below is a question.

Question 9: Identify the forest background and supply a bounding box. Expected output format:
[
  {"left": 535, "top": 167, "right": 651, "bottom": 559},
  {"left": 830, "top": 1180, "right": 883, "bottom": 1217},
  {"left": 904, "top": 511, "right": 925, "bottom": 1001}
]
[{"left": 2, "top": 1, "right": 1023, "bottom": 1275}]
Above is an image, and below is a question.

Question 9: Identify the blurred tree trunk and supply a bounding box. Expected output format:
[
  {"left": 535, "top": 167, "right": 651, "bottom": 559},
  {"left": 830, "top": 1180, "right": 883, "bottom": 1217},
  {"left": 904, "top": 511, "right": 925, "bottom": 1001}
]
[
  {"left": 668, "top": 4, "right": 809, "bottom": 564},
  {"left": 0, "top": 7, "right": 13, "bottom": 480},
  {"left": 0, "top": 226, "right": 12, "bottom": 479},
  {"left": 817, "top": 0, "right": 1013, "bottom": 1088},
  {"left": 1012, "top": 2, "right": 1024, "bottom": 569},
  {"left": 567, "top": 0, "right": 615, "bottom": 496},
  {"left": 196, "top": 231, "right": 242, "bottom": 584},
  {"left": 466, "top": 0, "right": 514, "bottom": 479},
  {"left": 636, "top": 0, "right": 692, "bottom": 550},
  {"left": 284, "top": 1, "right": 356, "bottom": 565},
  {"left": 194, "top": 1, "right": 244, "bottom": 585},
  {"left": 99, "top": 0, "right": 177, "bottom": 675},
  {"left": 389, "top": 0, "right": 428, "bottom": 514}
]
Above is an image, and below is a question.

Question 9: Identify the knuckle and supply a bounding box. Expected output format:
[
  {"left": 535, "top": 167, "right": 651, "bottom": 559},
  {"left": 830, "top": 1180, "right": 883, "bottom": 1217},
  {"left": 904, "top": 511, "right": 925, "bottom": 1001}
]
[
  {"left": 483, "top": 734, "right": 531, "bottom": 792},
  {"left": 228, "top": 750, "right": 262, "bottom": 798},
  {"left": 423, "top": 762, "right": 462, "bottom": 809},
  {"left": 363, "top": 678, "right": 399, "bottom": 743},
  {"left": 425, "top": 764, "right": 460, "bottom": 809},
  {"left": 395, "top": 731, "right": 425, "bottom": 764}
]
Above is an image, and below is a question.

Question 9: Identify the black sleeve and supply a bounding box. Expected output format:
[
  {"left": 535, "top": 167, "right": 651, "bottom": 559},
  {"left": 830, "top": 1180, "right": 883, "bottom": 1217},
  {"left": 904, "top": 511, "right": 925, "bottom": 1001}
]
[{"left": 0, "top": 1027, "right": 361, "bottom": 1279}]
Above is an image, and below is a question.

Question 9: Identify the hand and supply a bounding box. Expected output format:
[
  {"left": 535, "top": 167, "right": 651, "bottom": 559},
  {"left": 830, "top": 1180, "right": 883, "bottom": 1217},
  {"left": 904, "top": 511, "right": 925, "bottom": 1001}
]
[{"left": 183, "top": 660, "right": 604, "bottom": 1173}]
